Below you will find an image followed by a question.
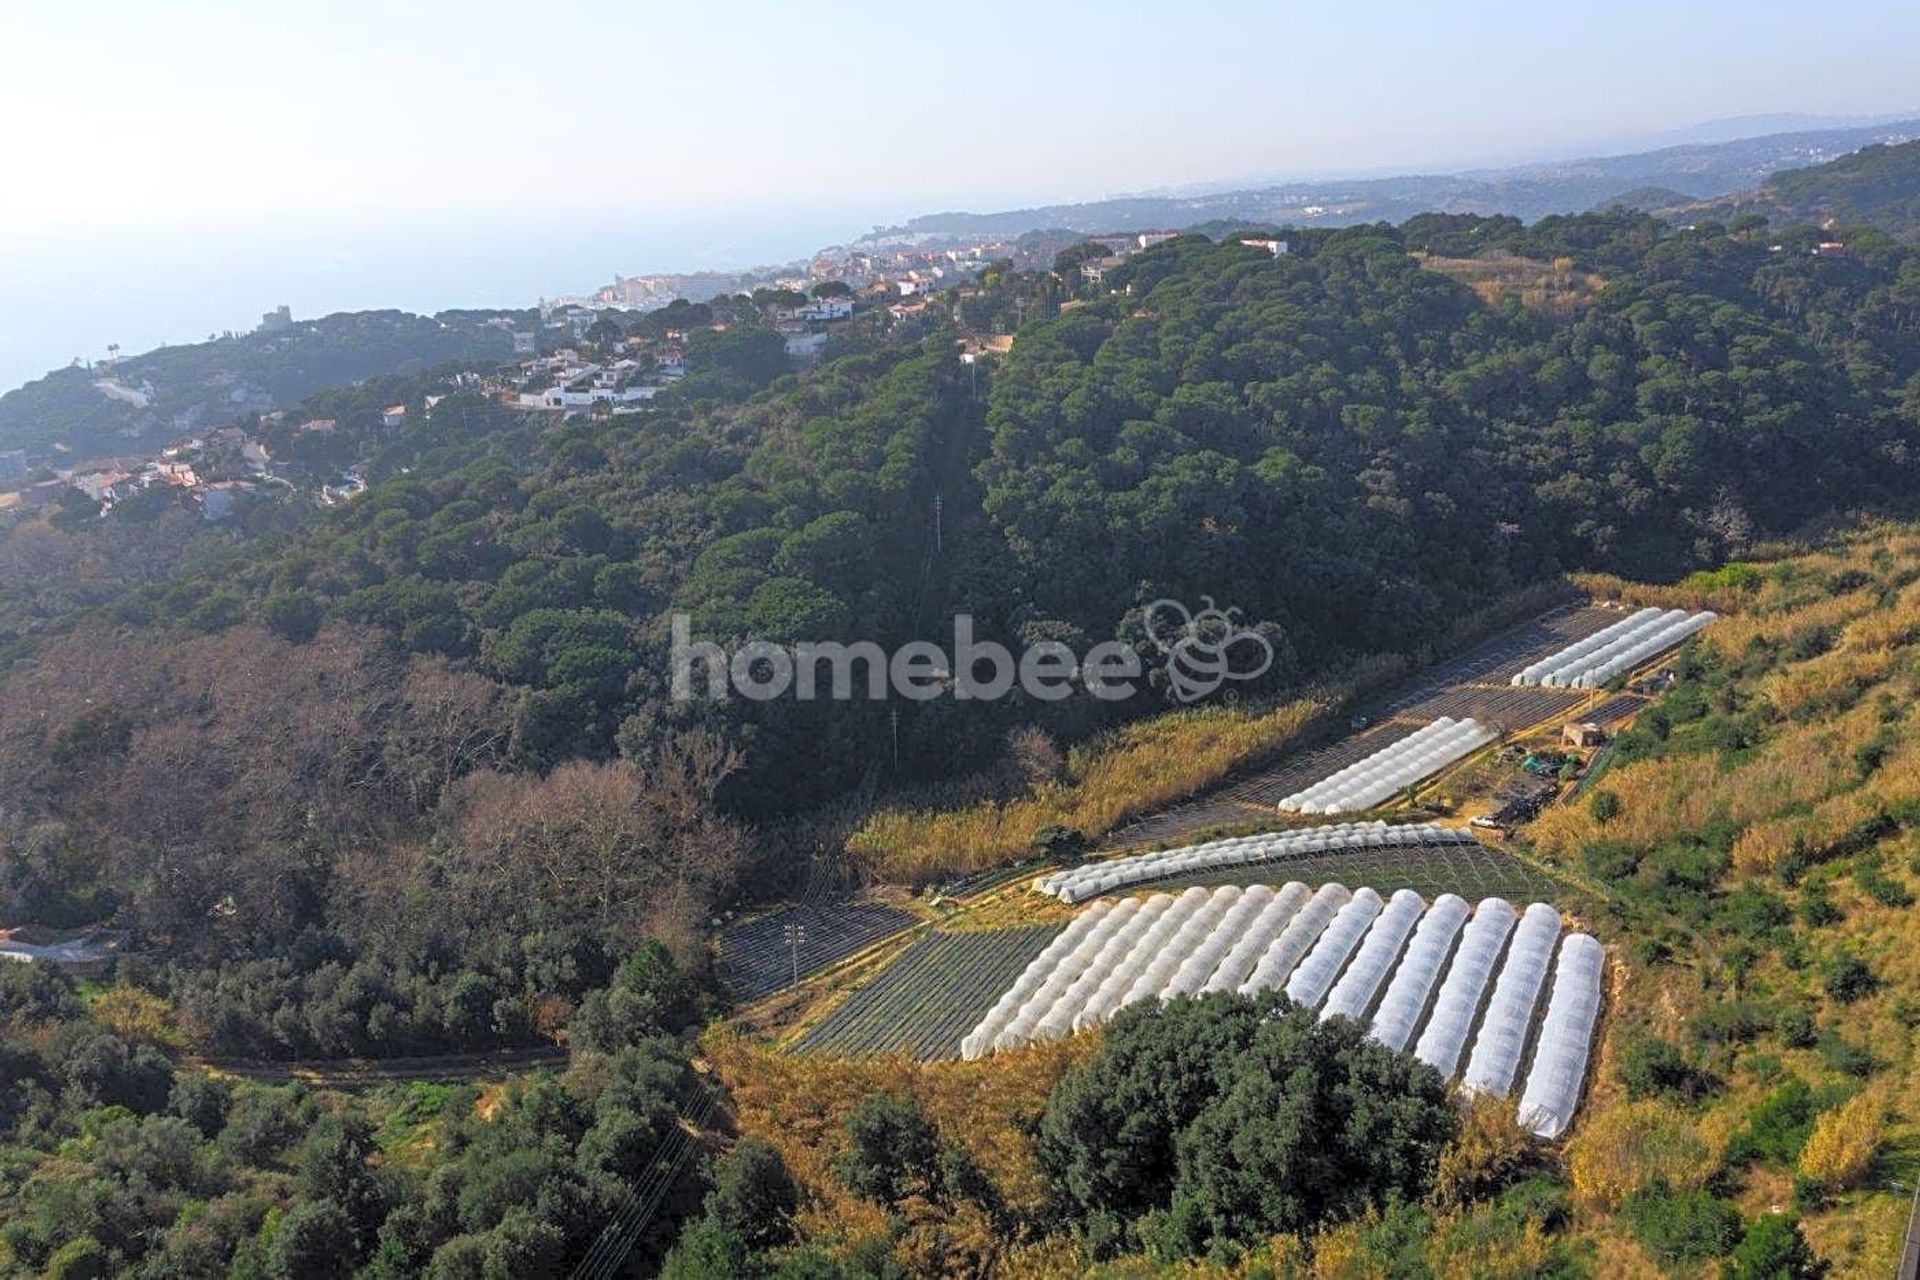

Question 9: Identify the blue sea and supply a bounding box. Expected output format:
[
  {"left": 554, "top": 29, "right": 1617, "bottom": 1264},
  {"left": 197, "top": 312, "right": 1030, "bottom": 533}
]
[{"left": 0, "top": 204, "right": 884, "bottom": 396}]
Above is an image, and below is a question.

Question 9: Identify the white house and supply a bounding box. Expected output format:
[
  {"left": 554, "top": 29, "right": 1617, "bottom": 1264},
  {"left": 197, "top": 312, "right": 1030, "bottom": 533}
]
[{"left": 801, "top": 296, "right": 854, "bottom": 321}]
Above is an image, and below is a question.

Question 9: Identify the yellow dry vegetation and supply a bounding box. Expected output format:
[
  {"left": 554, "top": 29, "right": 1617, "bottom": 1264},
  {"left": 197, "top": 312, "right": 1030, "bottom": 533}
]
[
  {"left": 1565, "top": 1099, "right": 1715, "bottom": 1209},
  {"left": 727, "top": 529, "right": 1920, "bottom": 1277},
  {"left": 1799, "top": 1089, "right": 1888, "bottom": 1190},
  {"left": 1704, "top": 588, "right": 1880, "bottom": 661},
  {"left": 705, "top": 1029, "right": 1091, "bottom": 1274},
  {"left": 1539, "top": 528, "right": 1920, "bottom": 1277},
  {"left": 849, "top": 693, "right": 1334, "bottom": 882},
  {"left": 87, "top": 985, "right": 175, "bottom": 1046},
  {"left": 1416, "top": 252, "right": 1605, "bottom": 317},
  {"left": 1531, "top": 700, "right": 1877, "bottom": 864}
]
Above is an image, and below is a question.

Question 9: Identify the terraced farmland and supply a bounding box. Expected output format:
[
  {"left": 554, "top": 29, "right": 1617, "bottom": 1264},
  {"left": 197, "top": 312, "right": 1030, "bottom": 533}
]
[
  {"left": 719, "top": 901, "right": 919, "bottom": 1004},
  {"left": 792, "top": 927, "right": 1061, "bottom": 1060}
]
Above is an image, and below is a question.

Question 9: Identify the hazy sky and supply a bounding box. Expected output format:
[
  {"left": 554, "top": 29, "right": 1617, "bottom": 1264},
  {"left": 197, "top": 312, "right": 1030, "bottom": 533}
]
[{"left": 9, "top": 0, "right": 1919, "bottom": 235}]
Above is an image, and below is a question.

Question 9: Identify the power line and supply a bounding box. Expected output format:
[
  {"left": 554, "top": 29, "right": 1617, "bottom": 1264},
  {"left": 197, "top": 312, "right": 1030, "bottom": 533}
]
[{"left": 568, "top": 1082, "right": 720, "bottom": 1280}]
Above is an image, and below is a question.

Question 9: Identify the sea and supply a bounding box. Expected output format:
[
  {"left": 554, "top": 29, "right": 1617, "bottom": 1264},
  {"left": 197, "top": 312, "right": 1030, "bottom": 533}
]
[{"left": 0, "top": 204, "right": 884, "bottom": 397}]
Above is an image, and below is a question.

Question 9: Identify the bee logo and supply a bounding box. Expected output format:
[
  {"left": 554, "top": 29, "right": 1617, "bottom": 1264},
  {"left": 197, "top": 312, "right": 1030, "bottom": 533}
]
[{"left": 1141, "top": 597, "right": 1275, "bottom": 703}]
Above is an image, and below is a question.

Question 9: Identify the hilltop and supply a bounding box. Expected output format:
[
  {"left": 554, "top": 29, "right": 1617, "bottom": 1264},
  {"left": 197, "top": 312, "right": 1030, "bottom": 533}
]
[
  {"left": 0, "top": 309, "right": 518, "bottom": 461},
  {"left": 1653, "top": 138, "right": 1920, "bottom": 238}
]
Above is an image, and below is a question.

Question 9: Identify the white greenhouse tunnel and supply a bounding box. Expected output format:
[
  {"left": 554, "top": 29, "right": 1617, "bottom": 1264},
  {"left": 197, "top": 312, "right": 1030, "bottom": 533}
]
[
  {"left": 964, "top": 881, "right": 1605, "bottom": 1140},
  {"left": 1032, "top": 821, "right": 1479, "bottom": 903},
  {"left": 1276, "top": 717, "right": 1497, "bottom": 815},
  {"left": 1512, "top": 607, "right": 1716, "bottom": 689}
]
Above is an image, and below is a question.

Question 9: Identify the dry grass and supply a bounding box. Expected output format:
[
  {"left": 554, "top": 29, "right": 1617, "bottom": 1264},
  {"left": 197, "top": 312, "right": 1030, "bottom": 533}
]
[
  {"left": 848, "top": 693, "right": 1336, "bottom": 883},
  {"left": 1417, "top": 252, "right": 1605, "bottom": 317},
  {"left": 704, "top": 1027, "right": 1091, "bottom": 1274}
]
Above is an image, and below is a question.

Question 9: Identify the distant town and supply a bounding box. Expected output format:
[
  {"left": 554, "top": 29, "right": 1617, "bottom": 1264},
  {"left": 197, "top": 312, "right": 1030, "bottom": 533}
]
[{"left": 0, "top": 224, "right": 1227, "bottom": 529}]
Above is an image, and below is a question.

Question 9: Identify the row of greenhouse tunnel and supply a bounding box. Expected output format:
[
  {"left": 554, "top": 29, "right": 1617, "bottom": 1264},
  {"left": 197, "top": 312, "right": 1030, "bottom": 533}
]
[
  {"left": 1511, "top": 606, "right": 1717, "bottom": 689},
  {"left": 963, "top": 882, "right": 1604, "bottom": 1140},
  {"left": 1277, "top": 717, "right": 1497, "bottom": 814}
]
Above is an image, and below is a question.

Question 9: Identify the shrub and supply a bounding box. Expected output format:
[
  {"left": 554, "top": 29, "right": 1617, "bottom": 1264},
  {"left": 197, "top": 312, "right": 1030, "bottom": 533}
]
[
  {"left": 1723, "top": 1078, "right": 1818, "bottom": 1168},
  {"left": 1632, "top": 937, "right": 1674, "bottom": 967},
  {"left": 1816, "top": 1033, "right": 1878, "bottom": 1079},
  {"left": 1724, "top": 1213, "right": 1825, "bottom": 1279},
  {"left": 1430, "top": 1095, "right": 1531, "bottom": 1211},
  {"left": 1618, "top": 1035, "right": 1710, "bottom": 1102},
  {"left": 1717, "top": 885, "right": 1790, "bottom": 938},
  {"left": 1620, "top": 1184, "right": 1741, "bottom": 1267},
  {"left": 1031, "top": 824, "right": 1088, "bottom": 860},
  {"left": 1798, "top": 886, "right": 1842, "bottom": 927},
  {"left": 833, "top": 1093, "right": 938, "bottom": 1207},
  {"left": 1821, "top": 954, "right": 1877, "bottom": 1003},
  {"left": 1036, "top": 995, "right": 1456, "bottom": 1257},
  {"left": 1853, "top": 859, "right": 1914, "bottom": 908},
  {"left": 1774, "top": 1006, "right": 1817, "bottom": 1050},
  {"left": 1589, "top": 789, "right": 1621, "bottom": 824},
  {"left": 704, "top": 1137, "right": 798, "bottom": 1249}
]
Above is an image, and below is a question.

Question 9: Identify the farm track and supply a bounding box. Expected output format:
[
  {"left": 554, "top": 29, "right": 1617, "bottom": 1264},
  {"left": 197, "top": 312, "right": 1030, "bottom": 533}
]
[
  {"left": 197, "top": 1045, "right": 569, "bottom": 1087},
  {"left": 718, "top": 901, "right": 919, "bottom": 1004},
  {"left": 793, "top": 927, "right": 1060, "bottom": 1060}
]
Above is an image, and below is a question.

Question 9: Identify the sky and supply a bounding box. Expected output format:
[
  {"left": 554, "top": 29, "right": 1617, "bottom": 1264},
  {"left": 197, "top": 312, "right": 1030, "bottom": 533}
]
[{"left": 3, "top": 0, "right": 1918, "bottom": 389}]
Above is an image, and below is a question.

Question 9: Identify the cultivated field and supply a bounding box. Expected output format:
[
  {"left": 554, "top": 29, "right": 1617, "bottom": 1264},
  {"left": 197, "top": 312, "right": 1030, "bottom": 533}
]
[
  {"left": 719, "top": 901, "right": 920, "bottom": 1004},
  {"left": 792, "top": 927, "right": 1061, "bottom": 1060}
]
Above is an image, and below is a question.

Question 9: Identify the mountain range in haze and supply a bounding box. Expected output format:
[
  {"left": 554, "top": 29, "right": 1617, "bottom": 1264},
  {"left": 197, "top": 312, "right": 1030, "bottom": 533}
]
[{"left": 864, "top": 116, "right": 1920, "bottom": 242}]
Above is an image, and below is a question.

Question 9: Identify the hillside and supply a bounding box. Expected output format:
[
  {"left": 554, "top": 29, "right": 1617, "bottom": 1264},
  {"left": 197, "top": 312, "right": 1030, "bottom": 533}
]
[
  {"left": 0, "top": 309, "right": 518, "bottom": 461},
  {"left": 1661, "top": 138, "right": 1920, "bottom": 239},
  {"left": 682, "top": 528, "right": 1920, "bottom": 1277},
  {"left": 2, "top": 211, "right": 1917, "bottom": 929},
  {"left": 868, "top": 120, "right": 1920, "bottom": 242}
]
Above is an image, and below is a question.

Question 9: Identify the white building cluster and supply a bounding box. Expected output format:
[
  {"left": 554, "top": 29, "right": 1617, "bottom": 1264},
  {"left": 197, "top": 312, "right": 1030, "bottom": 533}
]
[{"left": 964, "top": 883, "right": 1604, "bottom": 1140}]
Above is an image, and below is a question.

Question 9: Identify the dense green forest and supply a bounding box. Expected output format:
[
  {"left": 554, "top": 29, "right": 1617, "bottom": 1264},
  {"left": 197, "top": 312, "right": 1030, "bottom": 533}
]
[{"left": 0, "top": 942, "right": 718, "bottom": 1278}]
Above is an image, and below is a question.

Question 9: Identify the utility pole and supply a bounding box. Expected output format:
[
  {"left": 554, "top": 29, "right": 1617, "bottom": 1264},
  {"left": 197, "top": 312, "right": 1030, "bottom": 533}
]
[
  {"left": 782, "top": 921, "right": 806, "bottom": 986},
  {"left": 934, "top": 494, "right": 943, "bottom": 553}
]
